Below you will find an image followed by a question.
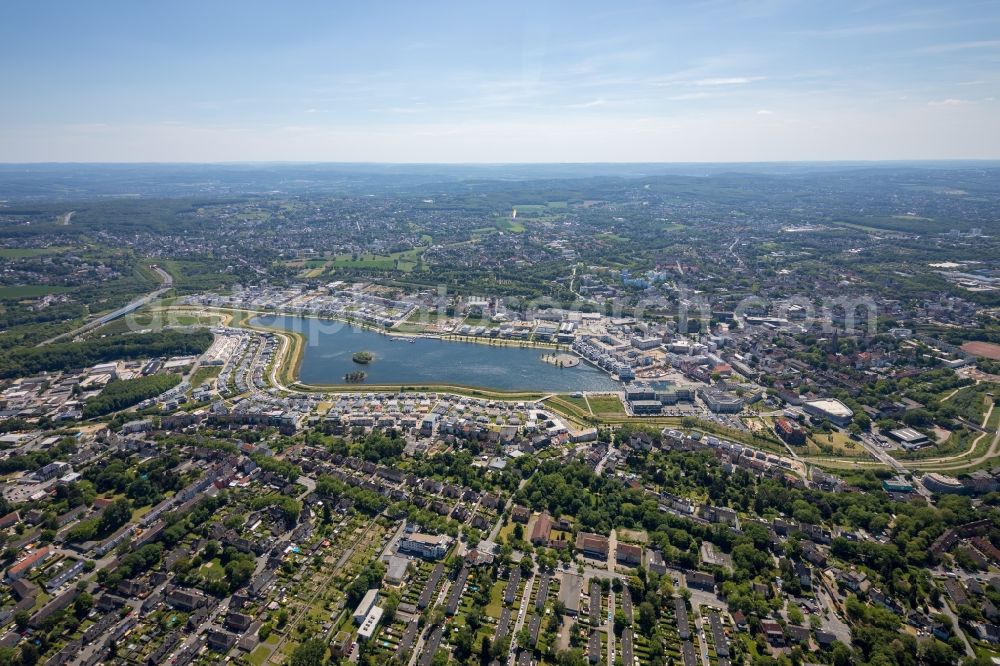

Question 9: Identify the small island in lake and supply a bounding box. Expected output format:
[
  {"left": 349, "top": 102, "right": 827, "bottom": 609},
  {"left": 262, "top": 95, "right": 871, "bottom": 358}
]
[
  {"left": 352, "top": 351, "right": 374, "bottom": 364},
  {"left": 541, "top": 352, "right": 580, "bottom": 368},
  {"left": 344, "top": 371, "right": 367, "bottom": 383}
]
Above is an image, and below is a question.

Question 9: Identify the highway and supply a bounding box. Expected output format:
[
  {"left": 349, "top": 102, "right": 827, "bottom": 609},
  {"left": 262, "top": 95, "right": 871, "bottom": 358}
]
[
  {"left": 38, "top": 264, "right": 174, "bottom": 346},
  {"left": 856, "top": 433, "right": 934, "bottom": 499}
]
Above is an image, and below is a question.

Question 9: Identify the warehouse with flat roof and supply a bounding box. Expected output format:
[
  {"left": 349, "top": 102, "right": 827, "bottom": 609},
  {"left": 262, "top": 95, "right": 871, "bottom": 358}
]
[{"left": 888, "top": 427, "right": 930, "bottom": 450}]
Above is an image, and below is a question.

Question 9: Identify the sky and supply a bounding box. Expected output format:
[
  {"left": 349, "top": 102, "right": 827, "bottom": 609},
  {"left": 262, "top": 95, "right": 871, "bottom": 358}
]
[{"left": 1, "top": 0, "right": 999, "bottom": 162}]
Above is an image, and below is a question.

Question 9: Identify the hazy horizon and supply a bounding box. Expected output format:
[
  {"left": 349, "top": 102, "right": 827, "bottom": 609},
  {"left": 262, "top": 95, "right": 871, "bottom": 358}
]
[{"left": 3, "top": 0, "right": 1000, "bottom": 162}]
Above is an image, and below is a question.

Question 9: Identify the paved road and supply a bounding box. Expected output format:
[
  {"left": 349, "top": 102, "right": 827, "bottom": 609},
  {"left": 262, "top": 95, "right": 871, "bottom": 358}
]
[
  {"left": 727, "top": 237, "right": 744, "bottom": 269},
  {"left": 267, "top": 323, "right": 293, "bottom": 388},
  {"left": 803, "top": 394, "right": 997, "bottom": 474},
  {"left": 297, "top": 474, "right": 316, "bottom": 499},
  {"left": 488, "top": 476, "right": 531, "bottom": 543},
  {"left": 815, "top": 585, "right": 852, "bottom": 645},
  {"left": 910, "top": 400, "right": 999, "bottom": 471},
  {"left": 417, "top": 626, "right": 444, "bottom": 666},
  {"left": 508, "top": 573, "right": 535, "bottom": 663},
  {"left": 380, "top": 520, "right": 407, "bottom": 561},
  {"left": 408, "top": 580, "right": 453, "bottom": 666},
  {"left": 594, "top": 434, "right": 616, "bottom": 475},
  {"left": 579, "top": 563, "right": 626, "bottom": 582},
  {"left": 606, "top": 590, "right": 616, "bottom": 666},
  {"left": 856, "top": 434, "right": 934, "bottom": 499},
  {"left": 691, "top": 610, "right": 711, "bottom": 666},
  {"left": 938, "top": 599, "right": 975, "bottom": 657},
  {"left": 39, "top": 264, "right": 173, "bottom": 345}
]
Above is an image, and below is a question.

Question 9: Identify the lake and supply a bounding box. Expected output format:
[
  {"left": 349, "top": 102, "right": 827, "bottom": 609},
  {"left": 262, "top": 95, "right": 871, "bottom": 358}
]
[{"left": 252, "top": 315, "right": 621, "bottom": 392}]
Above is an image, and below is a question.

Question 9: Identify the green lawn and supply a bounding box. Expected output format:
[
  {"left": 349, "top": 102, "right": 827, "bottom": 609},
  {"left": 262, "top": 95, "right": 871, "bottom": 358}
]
[
  {"left": 588, "top": 395, "right": 626, "bottom": 416},
  {"left": 191, "top": 365, "right": 222, "bottom": 387},
  {"left": 485, "top": 580, "right": 506, "bottom": 619},
  {"left": 318, "top": 247, "right": 426, "bottom": 273},
  {"left": 942, "top": 383, "right": 996, "bottom": 424},
  {"left": 0, "top": 247, "right": 69, "bottom": 258},
  {"left": 805, "top": 430, "right": 867, "bottom": 457},
  {"left": 248, "top": 644, "right": 270, "bottom": 666},
  {"left": 987, "top": 401, "right": 1000, "bottom": 430},
  {"left": 559, "top": 394, "right": 590, "bottom": 412},
  {"left": 198, "top": 558, "right": 226, "bottom": 580},
  {"left": 0, "top": 285, "right": 71, "bottom": 299},
  {"left": 94, "top": 309, "right": 223, "bottom": 335}
]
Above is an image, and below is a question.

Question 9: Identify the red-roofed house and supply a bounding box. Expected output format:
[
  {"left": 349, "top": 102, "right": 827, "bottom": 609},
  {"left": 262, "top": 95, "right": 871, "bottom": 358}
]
[
  {"left": 0, "top": 511, "right": 19, "bottom": 529},
  {"left": 530, "top": 513, "right": 553, "bottom": 546},
  {"left": 575, "top": 532, "right": 610, "bottom": 559},
  {"left": 616, "top": 543, "right": 643, "bottom": 566},
  {"left": 774, "top": 418, "right": 805, "bottom": 445},
  {"left": 6, "top": 547, "right": 50, "bottom": 581},
  {"left": 512, "top": 505, "right": 531, "bottom": 524}
]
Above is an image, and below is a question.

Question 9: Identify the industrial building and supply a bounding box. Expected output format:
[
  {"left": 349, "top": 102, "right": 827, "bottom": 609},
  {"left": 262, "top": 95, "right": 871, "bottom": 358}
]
[{"left": 888, "top": 427, "right": 930, "bottom": 450}]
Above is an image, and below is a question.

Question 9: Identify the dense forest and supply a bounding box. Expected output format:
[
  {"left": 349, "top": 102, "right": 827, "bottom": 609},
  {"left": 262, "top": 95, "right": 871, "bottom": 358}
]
[
  {"left": 82, "top": 373, "right": 181, "bottom": 418},
  {"left": 0, "top": 329, "right": 211, "bottom": 378}
]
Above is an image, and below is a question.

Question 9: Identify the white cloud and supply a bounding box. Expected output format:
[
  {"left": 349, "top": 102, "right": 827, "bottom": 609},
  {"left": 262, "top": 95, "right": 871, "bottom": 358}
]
[
  {"left": 6, "top": 99, "right": 1000, "bottom": 162},
  {"left": 370, "top": 102, "right": 430, "bottom": 114},
  {"left": 694, "top": 76, "right": 763, "bottom": 87},
  {"left": 566, "top": 98, "right": 609, "bottom": 109},
  {"left": 920, "top": 40, "right": 1000, "bottom": 54},
  {"left": 756, "top": 109, "right": 773, "bottom": 115},
  {"left": 928, "top": 98, "right": 974, "bottom": 106},
  {"left": 798, "top": 15, "right": 992, "bottom": 39},
  {"left": 669, "top": 92, "right": 713, "bottom": 101},
  {"left": 798, "top": 21, "right": 940, "bottom": 38}
]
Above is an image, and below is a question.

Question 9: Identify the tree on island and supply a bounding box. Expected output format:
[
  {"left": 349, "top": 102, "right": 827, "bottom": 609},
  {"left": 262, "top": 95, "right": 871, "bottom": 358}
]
[{"left": 352, "top": 351, "right": 374, "bottom": 364}]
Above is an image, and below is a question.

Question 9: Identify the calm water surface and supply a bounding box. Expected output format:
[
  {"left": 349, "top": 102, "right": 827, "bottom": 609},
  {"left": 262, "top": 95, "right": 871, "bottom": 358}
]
[{"left": 253, "top": 315, "right": 621, "bottom": 391}]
